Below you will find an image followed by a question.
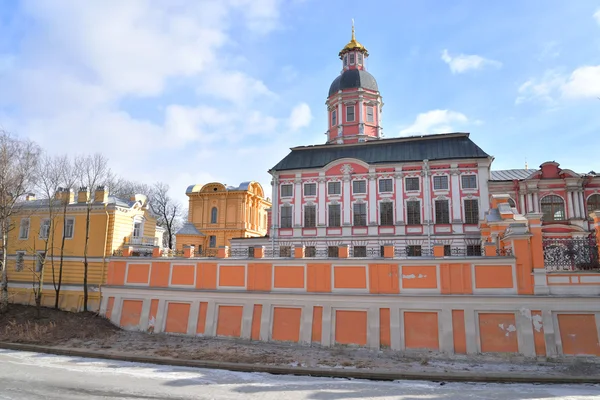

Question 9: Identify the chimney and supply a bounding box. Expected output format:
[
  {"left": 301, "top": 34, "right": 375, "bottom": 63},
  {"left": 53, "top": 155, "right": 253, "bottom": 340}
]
[
  {"left": 77, "top": 187, "right": 89, "bottom": 203},
  {"left": 94, "top": 186, "right": 109, "bottom": 203},
  {"left": 26, "top": 193, "right": 36, "bottom": 201}
]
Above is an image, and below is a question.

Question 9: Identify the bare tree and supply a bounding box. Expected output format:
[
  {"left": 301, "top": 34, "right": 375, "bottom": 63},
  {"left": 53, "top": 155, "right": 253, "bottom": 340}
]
[
  {"left": 107, "top": 176, "right": 151, "bottom": 201},
  {"left": 150, "top": 182, "right": 183, "bottom": 249},
  {"left": 77, "top": 153, "right": 110, "bottom": 312},
  {"left": 0, "top": 130, "right": 41, "bottom": 314}
]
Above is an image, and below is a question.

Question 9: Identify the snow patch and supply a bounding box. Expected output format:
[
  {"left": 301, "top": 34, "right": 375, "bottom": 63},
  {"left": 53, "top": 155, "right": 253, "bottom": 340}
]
[
  {"left": 498, "top": 323, "right": 517, "bottom": 337},
  {"left": 402, "top": 274, "right": 427, "bottom": 279}
]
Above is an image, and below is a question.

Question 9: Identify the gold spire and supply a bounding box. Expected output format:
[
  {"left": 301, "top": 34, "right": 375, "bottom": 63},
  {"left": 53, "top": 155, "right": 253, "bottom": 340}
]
[{"left": 339, "top": 19, "right": 368, "bottom": 57}]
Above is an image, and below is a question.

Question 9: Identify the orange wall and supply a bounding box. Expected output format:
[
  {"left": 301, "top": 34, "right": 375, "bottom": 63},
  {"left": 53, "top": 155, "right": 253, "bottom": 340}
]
[
  {"left": 272, "top": 307, "right": 302, "bottom": 342},
  {"left": 165, "top": 302, "right": 190, "bottom": 334},
  {"left": 404, "top": 312, "right": 439, "bottom": 350},
  {"left": 478, "top": 313, "right": 519, "bottom": 353},
  {"left": 120, "top": 300, "right": 143, "bottom": 328},
  {"left": 558, "top": 314, "right": 600, "bottom": 356},
  {"left": 335, "top": 310, "right": 367, "bottom": 345},
  {"left": 216, "top": 305, "right": 243, "bottom": 337}
]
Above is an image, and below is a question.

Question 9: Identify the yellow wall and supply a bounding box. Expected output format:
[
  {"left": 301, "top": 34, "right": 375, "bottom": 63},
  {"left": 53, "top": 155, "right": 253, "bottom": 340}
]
[{"left": 177, "top": 181, "right": 271, "bottom": 251}]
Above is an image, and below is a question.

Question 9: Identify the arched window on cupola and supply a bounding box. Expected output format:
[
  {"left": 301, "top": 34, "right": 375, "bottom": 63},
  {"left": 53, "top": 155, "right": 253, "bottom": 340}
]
[
  {"left": 540, "top": 195, "right": 565, "bottom": 222},
  {"left": 210, "top": 207, "right": 218, "bottom": 224}
]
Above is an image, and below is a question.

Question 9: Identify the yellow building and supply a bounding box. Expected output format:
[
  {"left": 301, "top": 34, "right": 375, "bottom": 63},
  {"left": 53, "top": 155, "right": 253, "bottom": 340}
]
[
  {"left": 6, "top": 186, "right": 158, "bottom": 312},
  {"left": 176, "top": 181, "right": 271, "bottom": 253}
]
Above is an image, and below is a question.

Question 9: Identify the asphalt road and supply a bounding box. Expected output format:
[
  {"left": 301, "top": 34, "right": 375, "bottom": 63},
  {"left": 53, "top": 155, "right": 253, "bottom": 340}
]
[{"left": 0, "top": 350, "right": 598, "bottom": 400}]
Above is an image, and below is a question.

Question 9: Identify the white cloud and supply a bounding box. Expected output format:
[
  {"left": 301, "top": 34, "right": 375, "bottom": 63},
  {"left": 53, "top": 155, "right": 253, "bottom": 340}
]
[
  {"left": 594, "top": 9, "right": 600, "bottom": 25},
  {"left": 516, "top": 66, "right": 600, "bottom": 104},
  {"left": 399, "top": 110, "right": 469, "bottom": 136},
  {"left": 288, "top": 103, "right": 312, "bottom": 131},
  {"left": 441, "top": 49, "right": 502, "bottom": 74},
  {"left": 198, "top": 70, "right": 275, "bottom": 104}
]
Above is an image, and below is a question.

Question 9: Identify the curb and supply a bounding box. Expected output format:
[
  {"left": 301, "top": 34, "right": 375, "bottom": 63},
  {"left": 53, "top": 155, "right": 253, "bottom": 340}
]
[{"left": 1, "top": 342, "right": 598, "bottom": 384}]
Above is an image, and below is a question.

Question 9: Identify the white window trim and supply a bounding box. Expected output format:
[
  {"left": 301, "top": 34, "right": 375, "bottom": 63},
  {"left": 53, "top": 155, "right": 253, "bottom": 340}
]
[
  {"left": 35, "top": 251, "right": 45, "bottom": 272},
  {"left": 64, "top": 217, "right": 75, "bottom": 240},
  {"left": 279, "top": 203, "right": 294, "bottom": 229},
  {"left": 331, "top": 110, "right": 337, "bottom": 126},
  {"left": 303, "top": 182, "right": 317, "bottom": 197},
  {"left": 208, "top": 235, "right": 217, "bottom": 248},
  {"left": 18, "top": 218, "right": 30, "bottom": 240},
  {"left": 460, "top": 174, "right": 478, "bottom": 191},
  {"left": 351, "top": 179, "right": 367, "bottom": 195},
  {"left": 351, "top": 200, "right": 368, "bottom": 227},
  {"left": 378, "top": 199, "right": 394, "bottom": 225},
  {"left": 303, "top": 203, "right": 317, "bottom": 228},
  {"left": 326, "top": 201, "right": 342, "bottom": 227},
  {"left": 280, "top": 183, "right": 293, "bottom": 198},
  {"left": 366, "top": 105, "right": 374, "bottom": 123},
  {"left": 39, "top": 219, "right": 50, "bottom": 239},
  {"left": 404, "top": 176, "right": 421, "bottom": 193},
  {"left": 349, "top": 52, "right": 355, "bottom": 65},
  {"left": 404, "top": 198, "right": 422, "bottom": 225},
  {"left": 377, "top": 177, "right": 394, "bottom": 194},
  {"left": 432, "top": 174, "right": 450, "bottom": 192},
  {"left": 346, "top": 104, "right": 355, "bottom": 122},
  {"left": 327, "top": 181, "right": 342, "bottom": 197},
  {"left": 15, "top": 251, "right": 25, "bottom": 271},
  {"left": 434, "top": 198, "right": 451, "bottom": 224},
  {"left": 132, "top": 216, "right": 144, "bottom": 238},
  {"left": 463, "top": 196, "right": 480, "bottom": 224}
]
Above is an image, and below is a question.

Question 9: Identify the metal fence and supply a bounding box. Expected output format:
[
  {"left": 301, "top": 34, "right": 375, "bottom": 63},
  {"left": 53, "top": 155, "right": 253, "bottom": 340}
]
[{"left": 543, "top": 236, "right": 600, "bottom": 271}]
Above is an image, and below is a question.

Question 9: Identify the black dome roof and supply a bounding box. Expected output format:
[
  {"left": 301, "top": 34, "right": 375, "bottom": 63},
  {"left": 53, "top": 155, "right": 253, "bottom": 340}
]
[{"left": 328, "top": 69, "right": 379, "bottom": 97}]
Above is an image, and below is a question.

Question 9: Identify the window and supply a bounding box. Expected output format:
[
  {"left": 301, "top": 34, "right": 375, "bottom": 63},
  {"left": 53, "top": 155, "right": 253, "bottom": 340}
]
[
  {"left": 343, "top": 55, "right": 348, "bottom": 66},
  {"left": 281, "top": 184, "right": 293, "bottom": 197},
  {"left": 464, "top": 199, "right": 479, "bottom": 224},
  {"left": 433, "top": 175, "right": 449, "bottom": 191},
  {"left": 133, "top": 220, "right": 142, "bottom": 238},
  {"left": 380, "top": 202, "right": 394, "bottom": 226},
  {"left": 280, "top": 205, "right": 292, "bottom": 228},
  {"left": 443, "top": 245, "right": 451, "bottom": 256},
  {"left": 305, "top": 246, "right": 316, "bottom": 257},
  {"left": 353, "top": 246, "right": 367, "bottom": 257},
  {"left": 63, "top": 218, "right": 74, "bottom": 239},
  {"left": 379, "top": 179, "right": 393, "bottom": 193},
  {"left": 18, "top": 219, "right": 29, "bottom": 240},
  {"left": 304, "top": 205, "right": 316, "bottom": 228},
  {"left": 353, "top": 203, "right": 367, "bottom": 226},
  {"left": 406, "top": 200, "right": 421, "bottom": 225},
  {"left": 352, "top": 180, "right": 366, "bottom": 194},
  {"left": 328, "top": 181, "right": 341, "bottom": 195},
  {"left": 331, "top": 110, "right": 337, "bottom": 126},
  {"left": 39, "top": 219, "right": 50, "bottom": 239},
  {"left": 366, "top": 106, "right": 374, "bottom": 122},
  {"left": 211, "top": 207, "right": 218, "bottom": 223},
  {"left": 541, "top": 195, "right": 565, "bottom": 222},
  {"left": 35, "top": 251, "right": 45, "bottom": 272},
  {"left": 209, "top": 235, "right": 216, "bottom": 248},
  {"left": 328, "top": 204, "right": 341, "bottom": 227},
  {"left": 461, "top": 175, "right": 477, "bottom": 189},
  {"left": 357, "top": 53, "right": 363, "bottom": 65},
  {"left": 15, "top": 252, "right": 25, "bottom": 272},
  {"left": 405, "top": 177, "right": 420, "bottom": 191},
  {"left": 435, "top": 199, "right": 450, "bottom": 224},
  {"left": 346, "top": 105, "right": 355, "bottom": 122},
  {"left": 304, "top": 183, "right": 316, "bottom": 196},
  {"left": 407, "top": 245, "right": 422, "bottom": 257},
  {"left": 279, "top": 246, "right": 291, "bottom": 258},
  {"left": 587, "top": 194, "right": 600, "bottom": 215},
  {"left": 328, "top": 246, "right": 339, "bottom": 258},
  {"left": 467, "top": 245, "right": 482, "bottom": 256},
  {"left": 349, "top": 53, "right": 355, "bottom": 64},
  {"left": 508, "top": 198, "right": 516, "bottom": 208}
]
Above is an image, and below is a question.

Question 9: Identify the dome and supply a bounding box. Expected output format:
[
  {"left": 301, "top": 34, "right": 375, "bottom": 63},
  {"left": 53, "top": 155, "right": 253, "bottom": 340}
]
[{"left": 328, "top": 69, "right": 379, "bottom": 97}]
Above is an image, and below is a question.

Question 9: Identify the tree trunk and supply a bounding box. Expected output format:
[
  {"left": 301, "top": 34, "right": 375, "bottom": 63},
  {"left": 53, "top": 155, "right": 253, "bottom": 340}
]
[
  {"left": 83, "top": 205, "right": 91, "bottom": 311},
  {"left": 0, "top": 229, "right": 9, "bottom": 314},
  {"left": 55, "top": 205, "right": 68, "bottom": 310}
]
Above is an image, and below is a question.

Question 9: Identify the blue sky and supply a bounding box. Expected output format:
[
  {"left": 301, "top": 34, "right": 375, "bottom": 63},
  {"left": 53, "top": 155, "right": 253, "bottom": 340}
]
[{"left": 1, "top": 0, "right": 599, "bottom": 205}]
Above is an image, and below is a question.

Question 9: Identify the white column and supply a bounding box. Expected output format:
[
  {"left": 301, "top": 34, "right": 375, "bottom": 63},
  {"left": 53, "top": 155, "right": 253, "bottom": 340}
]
[
  {"left": 527, "top": 193, "right": 533, "bottom": 212},
  {"left": 368, "top": 174, "right": 377, "bottom": 224},
  {"left": 294, "top": 176, "right": 302, "bottom": 226},
  {"left": 422, "top": 173, "right": 431, "bottom": 223},
  {"left": 395, "top": 172, "right": 404, "bottom": 223},
  {"left": 573, "top": 191, "right": 581, "bottom": 218},
  {"left": 317, "top": 177, "right": 326, "bottom": 225},
  {"left": 451, "top": 170, "right": 461, "bottom": 222},
  {"left": 567, "top": 191, "right": 575, "bottom": 219},
  {"left": 532, "top": 192, "right": 539, "bottom": 213},
  {"left": 477, "top": 166, "right": 490, "bottom": 219},
  {"left": 519, "top": 193, "right": 526, "bottom": 214},
  {"left": 579, "top": 191, "right": 587, "bottom": 218},
  {"left": 270, "top": 177, "right": 278, "bottom": 238},
  {"left": 342, "top": 176, "right": 351, "bottom": 225},
  {"left": 358, "top": 99, "right": 364, "bottom": 123}
]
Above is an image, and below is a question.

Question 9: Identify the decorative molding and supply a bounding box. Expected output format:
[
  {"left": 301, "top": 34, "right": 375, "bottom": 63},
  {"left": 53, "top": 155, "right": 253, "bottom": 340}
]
[{"left": 340, "top": 164, "right": 354, "bottom": 175}]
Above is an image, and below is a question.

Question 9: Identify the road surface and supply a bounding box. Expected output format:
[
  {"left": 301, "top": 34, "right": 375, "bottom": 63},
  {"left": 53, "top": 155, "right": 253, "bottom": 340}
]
[{"left": 0, "top": 349, "right": 598, "bottom": 399}]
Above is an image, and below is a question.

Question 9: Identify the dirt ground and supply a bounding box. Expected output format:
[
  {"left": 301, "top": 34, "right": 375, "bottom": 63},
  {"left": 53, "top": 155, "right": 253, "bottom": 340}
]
[{"left": 1, "top": 305, "right": 599, "bottom": 377}]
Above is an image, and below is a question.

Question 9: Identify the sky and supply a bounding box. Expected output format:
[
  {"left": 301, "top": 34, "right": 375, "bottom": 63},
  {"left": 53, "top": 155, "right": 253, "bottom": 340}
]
[{"left": 1, "top": 0, "right": 599, "bottom": 206}]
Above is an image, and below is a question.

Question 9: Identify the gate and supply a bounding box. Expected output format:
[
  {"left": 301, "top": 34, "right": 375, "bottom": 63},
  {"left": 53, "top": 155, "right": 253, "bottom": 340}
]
[{"left": 542, "top": 235, "right": 600, "bottom": 271}]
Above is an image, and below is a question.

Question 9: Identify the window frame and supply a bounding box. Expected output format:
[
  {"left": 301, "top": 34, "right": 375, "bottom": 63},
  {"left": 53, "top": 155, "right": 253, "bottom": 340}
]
[
  {"left": 406, "top": 200, "right": 421, "bottom": 225},
  {"left": 280, "top": 184, "right": 293, "bottom": 198},
  {"left": 378, "top": 178, "right": 393, "bottom": 193},
  {"left": 18, "top": 218, "right": 30, "bottom": 240},
  {"left": 540, "top": 195, "right": 566, "bottom": 222},
  {"left": 366, "top": 106, "right": 374, "bottom": 122},
  {"left": 405, "top": 176, "right": 420, "bottom": 192},
  {"left": 406, "top": 245, "right": 422, "bottom": 257},
  {"left": 346, "top": 104, "right": 355, "bottom": 122},
  {"left": 39, "top": 219, "right": 50, "bottom": 239},
  {"left": 357, "top": 52, "right": 363, "bottom": 65},
  {"left": 15, "top": 251, "right": 25, "bottom": 272},
  {"left": 304, "top": 204, "right": 316, "bottom": 228},
  {"left": 353, "top": 202, "right": 367, "bottom": 227},
  {"left": 433, "top": 175, "right": 449, "bottom": 191},
  {"left": 349, "top": 53, "right": 355, "bottom": 65},
  {"left": 210, "top": 207, "right": 218, "bottom": 224},
  {"left": 464, "top": 199, "right": 479, "bottom": 224},
  {"left": 331, "top": 110, "right": 337, "bottom": 126},
  {"left": 35, "top": 251, "right": 46, "bottom": 272},
  {"left": 280, "top": 204, "right": 293, "bottom": 228},
  {"left": 586, "top": 194, "right": 600, "bottom": 215},
  {"left": 305, "top": 246, "right": 316, "bottom": 258},
  {"left": 328, "top": 181, "right": 341, "bottom": 196},
  {"left": 209, "top": 235, "right": 217, "bottom": 248},
  {"left": 352, "top": 179, "right": 367, "bottom": 194},
  {"left": 353, "top": 246, "right": 367, "bottom": 257},
  {"left": 461, "top": 174, "right": 478, "bottom": 190},
  {"left": 304, "top": 183, "right": 317, "bottom": 197},
  {"left": 63, "top": 217, "right": 75, "bottom": 239},
  {"left": 434, "top": 199, "right": 450, "bottom": 224},
  {"left": 328, "top": 203, "right": 341, "bottom": 227},
  {"left": 379, "top": 201, "right": 394, "bottom": 226}
]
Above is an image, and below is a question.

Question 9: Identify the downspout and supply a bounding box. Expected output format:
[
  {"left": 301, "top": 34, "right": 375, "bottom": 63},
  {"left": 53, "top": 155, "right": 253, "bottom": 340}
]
[
  {"left": 270, "top": 172, "right": 277, "bottom": 254},
  {"left": 423, "top": 159, "right": 432, "bottom": 251},
  {"left": 97, "top": 203, "right": 109, "bottom": 314}
]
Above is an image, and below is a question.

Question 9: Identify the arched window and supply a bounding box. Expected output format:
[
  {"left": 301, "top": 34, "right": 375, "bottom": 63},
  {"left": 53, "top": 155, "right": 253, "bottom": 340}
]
[
  {"left": 587, "top": 194, "right": 600, "bottom": 215},
  {"left": 540, "top": 195, "right": 565, "bottom": 221},
  {"left": 210, "top": 207, "right": 218, "bottom": 224},
  {"left": 508, "top": 198, "right": 516, "bottom": 208}
]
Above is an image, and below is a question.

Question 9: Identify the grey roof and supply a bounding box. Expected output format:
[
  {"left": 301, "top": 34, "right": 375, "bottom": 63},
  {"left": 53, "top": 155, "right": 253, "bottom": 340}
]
[
  {"left": 271, "top": 133, "right": 490, "bottom": 172},
  {"left": 328, "top": 69, "right": 379, "bottom": 97},
  {"left": 186, "top": 181, "right": 255, "bottom": 194},
  {"left": 490, "top": 169, "right": 533, "bottom": 181},
  {"left": 17, "top": 195, "right": 134, "bottom": 209},
  {"left": 176, "top": 222, "right": 204, "bottom": 236}
]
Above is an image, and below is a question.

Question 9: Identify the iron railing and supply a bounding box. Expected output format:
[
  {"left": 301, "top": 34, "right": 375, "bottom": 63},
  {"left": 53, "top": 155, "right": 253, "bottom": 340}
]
[
  {"left": 543, "top": 236, "right": 599, "bottom": 271},
  {"left": 124, "top": 236, "right": 159, "bottom": 246}
]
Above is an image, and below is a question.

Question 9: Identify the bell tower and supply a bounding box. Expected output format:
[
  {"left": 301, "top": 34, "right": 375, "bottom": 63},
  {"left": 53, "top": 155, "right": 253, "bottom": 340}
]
[{"left": 326, "top": 22, "right": 383, "bottom": 145}]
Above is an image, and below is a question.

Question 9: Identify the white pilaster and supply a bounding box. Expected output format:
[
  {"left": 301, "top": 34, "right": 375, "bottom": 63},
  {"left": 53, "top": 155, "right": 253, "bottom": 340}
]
[
  {"left": 317, "top": 176, "right": 326, "bottom": 225},
  {"left": 342, "top": 177, "right": 351, "bottom": 225},
  {"left": 519, "top": 194, "right": 525, "bottom": 214},
  {"left": 241, "top": 303, "right": 254, "bottom": 340},
  {"left": 567, "top": 191, "right": 575, "bottom": 219},
  {"left": 321, "top": 305, "right": 332, "bottom": 347},
  {"left": 367, "top": 306, "right": 379, "bottom": 349},
  {"left": 573, "top": 191, "right": 581, "bottom": 218},
  {"left": 579, "top": 191, "right": 586, "bottom": 218},
  {"left": 395, "top": 172, "right": 404, "bottom": 223},
  {"left": 299, "top": 305, "right": 313, "bottom": 344},
  {"left": 464, "top": 308, "right": 478, "bottom": 354},
  {"left": 451, "top": 169, "right": 461, "bottom": 222},
  {"left": 533, "top": 192, "right": 539, "bottom": 213},
  {"left": 368, "top": 173, "right": 377, "bottom": 224},
  {"left": 294, "top": 176, "right": 302, "bottom": 226},
  {"left": 439, "top": 309, "right": 454, "bottom": 354},
  {"left": 527, "top": 193, "right": 533, "bottom": 212},
  {"left": 477, "top": 166, "right": 490, "bottom": 219},
  {"left": 187, "top": 301, "right": 200, "bottom": 336}
]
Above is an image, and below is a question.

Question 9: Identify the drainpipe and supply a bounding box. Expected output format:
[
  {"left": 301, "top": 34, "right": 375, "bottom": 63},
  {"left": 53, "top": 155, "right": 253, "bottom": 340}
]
[
  {"left": 97, "top": 203, "right": 110, "bottom": 314},
  {"left": 423, "top": 159, "right": 432, "bottom": 251},
  {"left": 270, "top": 172, "right": 277, "bottom": 254}
]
